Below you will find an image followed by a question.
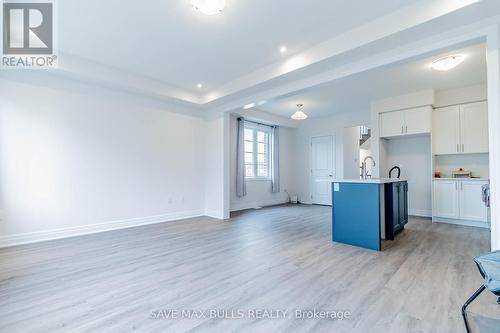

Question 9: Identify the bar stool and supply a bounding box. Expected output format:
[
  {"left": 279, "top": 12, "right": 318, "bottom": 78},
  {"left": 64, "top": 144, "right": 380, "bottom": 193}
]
[{"left": 462, "top": 250, "right": 500, "bottom": 332}]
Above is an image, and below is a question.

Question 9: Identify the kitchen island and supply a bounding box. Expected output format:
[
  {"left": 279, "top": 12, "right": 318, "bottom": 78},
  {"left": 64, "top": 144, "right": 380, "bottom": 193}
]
[{"left": 318, "top": 178, "right": 408, "bottom": 251}]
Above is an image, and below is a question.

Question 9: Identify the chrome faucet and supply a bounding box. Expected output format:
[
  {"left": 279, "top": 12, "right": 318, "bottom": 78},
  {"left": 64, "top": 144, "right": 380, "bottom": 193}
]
[{"left": 361, "top": 156, "right": 376, "bottom": 179}]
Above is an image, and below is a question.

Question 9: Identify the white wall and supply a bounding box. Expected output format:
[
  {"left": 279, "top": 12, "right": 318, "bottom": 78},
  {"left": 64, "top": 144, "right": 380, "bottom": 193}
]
[
  {"left": 0, "top": 77, "right": 209, "bottom": 246},
  {"left": 360, "top": 145, "right": 372, "bottom": 177},
  {"left": 382, "top": 136, "right": 432, "bottom": 217},
  {"left": 293, "top": 110, "right": 370, "bottom": 203},
  {"left": 204, "top": 113, "right": 230, "bottom": 218},
  {"left": 434, "top": 83, "right": 487, "bottom": 108},
  {"left": 342, "top": 126, "right": 361, "bottom": 179},
  {"left": 229, "top": 115, "right": 294, "bottom": 211},
  {"left": 434, "top": 154, "right": 489, "bottom": 178}
]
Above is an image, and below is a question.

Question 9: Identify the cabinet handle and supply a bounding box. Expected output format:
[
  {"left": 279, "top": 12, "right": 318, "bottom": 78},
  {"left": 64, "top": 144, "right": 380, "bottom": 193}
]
[
  {"left": 405, "top": 125, "right": 408, "bottom": 133},
  {"left": 456, "top": 144, "right": 459, "bottom": 153},
  {"left": 462, "top": 144, "right": 464, "bottom": 152},
  {"left": 401, "top": 126, "right": 403, "bottom": 134}
]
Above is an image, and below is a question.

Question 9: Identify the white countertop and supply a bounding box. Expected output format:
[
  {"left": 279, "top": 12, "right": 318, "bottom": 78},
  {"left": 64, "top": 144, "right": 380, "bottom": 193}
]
[
  {"left": 433, "top": 178, "right": 489, "bottom": 181},
  {"left": 316, "top": 177, "right": 406, "bottom": 184}
]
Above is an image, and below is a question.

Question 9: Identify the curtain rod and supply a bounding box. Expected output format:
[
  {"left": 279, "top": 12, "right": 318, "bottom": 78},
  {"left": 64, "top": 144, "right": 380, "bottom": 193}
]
[{"left": 238, "top": 117, "right": 277, "bottom": 128}]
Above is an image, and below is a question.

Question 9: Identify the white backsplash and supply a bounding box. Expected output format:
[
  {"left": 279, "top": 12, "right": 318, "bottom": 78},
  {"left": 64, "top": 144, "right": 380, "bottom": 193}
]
[{"left": 434, "top": 153, "right": 489, "bottom": 178}]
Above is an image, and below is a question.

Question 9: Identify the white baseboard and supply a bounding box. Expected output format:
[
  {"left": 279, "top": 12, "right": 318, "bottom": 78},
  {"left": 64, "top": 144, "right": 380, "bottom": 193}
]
[
  {"left": 204, "top": 209, "right": 224, "bottom": 219},
  {"left": 0, "top": 209, "right": 204, "bottom": 248},
  {"left": 409, "top": 209, "right": 432, "bottom": 217},
  {"left": 432, "top": 216, "right": 489, "bottom": 229},
  {"left": 230, "top": 198, "right": 289, "bottom": 212}
]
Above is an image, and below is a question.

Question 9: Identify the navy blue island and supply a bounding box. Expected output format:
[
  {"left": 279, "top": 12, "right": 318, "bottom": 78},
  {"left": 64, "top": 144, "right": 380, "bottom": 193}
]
[{"left": 325, "top": 178, "right": 408, "bottom": 251}]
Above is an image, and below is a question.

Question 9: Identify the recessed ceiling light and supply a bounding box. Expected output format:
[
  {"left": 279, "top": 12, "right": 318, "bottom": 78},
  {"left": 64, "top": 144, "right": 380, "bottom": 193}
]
[
  {"left": 291, "top": 103, "right": 308, "bottom": 120},
  {"left": 197, "top": 83, "right": 203, "bottom": 89},
  {"left": 280, "top": 46, "right": 287, "bottom": 54},
  {"left": 430, "top": 54, "right": 466, "bottom": 71},
  {"left": 243, "top": 103, "right": 255, "bottom": 110},
  {"left": 190, "top": 0, "right": 226, "bottom": 15}
]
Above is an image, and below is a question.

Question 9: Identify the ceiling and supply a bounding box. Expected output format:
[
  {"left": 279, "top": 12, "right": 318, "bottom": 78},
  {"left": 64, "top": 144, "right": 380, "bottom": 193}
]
[
  {"left": 2, "top": 0, "right": 498, "bottom": 112},
  {"left": 258, "top": 43, "right": 487, "bottom": 119},
  {"left": 59, "top": 0, "right": 422, "bottom": 92}
]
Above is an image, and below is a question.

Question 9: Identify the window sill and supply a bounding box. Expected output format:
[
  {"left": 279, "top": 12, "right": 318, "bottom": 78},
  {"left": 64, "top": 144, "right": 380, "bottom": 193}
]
[{"left": 246, "top": 178, "right": 271, "bottom": 182}]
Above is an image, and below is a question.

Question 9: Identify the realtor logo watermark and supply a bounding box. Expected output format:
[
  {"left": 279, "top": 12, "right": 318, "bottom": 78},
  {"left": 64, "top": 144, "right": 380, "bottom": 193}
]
[{"left": 1, "top": 0, "right": 57, "bottom": 68}]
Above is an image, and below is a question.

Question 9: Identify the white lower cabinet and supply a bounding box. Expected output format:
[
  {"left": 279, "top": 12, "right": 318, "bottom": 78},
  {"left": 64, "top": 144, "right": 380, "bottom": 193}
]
[
  {"left": 433, "top": 179, "right": 488, "bottom": 227},
  {"left": 433, "top": 180, "right": 459, "bottom": 218},
  {"left": 459, "top": 181, "right": 488, "bottom": 222}
]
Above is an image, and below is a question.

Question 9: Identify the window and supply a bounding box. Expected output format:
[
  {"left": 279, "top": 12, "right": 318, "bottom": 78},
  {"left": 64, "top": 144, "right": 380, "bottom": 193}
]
[{"left": 244, "top": 124, "right": 271, "bottom": 179}]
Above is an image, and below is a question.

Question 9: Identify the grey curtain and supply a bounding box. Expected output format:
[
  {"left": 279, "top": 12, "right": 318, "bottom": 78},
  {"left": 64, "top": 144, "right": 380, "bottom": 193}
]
[
  {"left": 271, "top": 126, "right": 280, "bottom": 193},
  {"left": 236, "top": 117, "right": 247, "bottom": 197}
]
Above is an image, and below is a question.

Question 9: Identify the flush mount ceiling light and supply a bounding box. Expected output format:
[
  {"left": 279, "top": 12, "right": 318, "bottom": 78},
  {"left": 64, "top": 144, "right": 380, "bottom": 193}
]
[
  {"left": 430, "top": 54, "right": 466, "bottom": 71},
  {"left": 190, "top": 0, "right": 226, "bottom": 15},
  {"left": 291, "top": 103, "right": 308, "bottom": 120},
  {"left": 280, "top": 46, "right": 287, "bottom": 54},
  {"left": 197, "top": 83, "right": 203, "bottom": 89}
]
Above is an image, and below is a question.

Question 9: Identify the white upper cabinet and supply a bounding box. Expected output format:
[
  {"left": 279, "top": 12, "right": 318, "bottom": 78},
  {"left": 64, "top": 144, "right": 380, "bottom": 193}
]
[
  {"left": 432, "top": 101, "right": 488, "bottom": 155},
  {"left": 404, "top": 106, "right": 432, "bottom": 135},
  {"left": 432, "top": 106, "right": 461, "bottom": 154},
  {"left": 379, "top": 106, "right": 431, "bottom": 138},
  {"left": 460, "top": 101, "right": 489, "bottom": 154},
  {"left": 380, "top": 111, "right": 405, "bottom": 137}
]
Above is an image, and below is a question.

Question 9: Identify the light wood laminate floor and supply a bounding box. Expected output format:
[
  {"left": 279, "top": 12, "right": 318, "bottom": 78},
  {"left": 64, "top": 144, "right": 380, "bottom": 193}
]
[{"left": 0, "top": 205, "right": 497, "bottom": 333}]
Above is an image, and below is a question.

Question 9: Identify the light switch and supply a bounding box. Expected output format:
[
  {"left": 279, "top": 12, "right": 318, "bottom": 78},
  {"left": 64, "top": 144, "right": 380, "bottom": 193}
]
[{"left": 334, "top": 183, "right": 340, "bottom": 192}]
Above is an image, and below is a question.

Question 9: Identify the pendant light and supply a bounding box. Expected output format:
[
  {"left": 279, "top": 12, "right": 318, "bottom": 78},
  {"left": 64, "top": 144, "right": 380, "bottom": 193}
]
[{"left": 291, "top": 103, "right": 308, "bottom": 120}]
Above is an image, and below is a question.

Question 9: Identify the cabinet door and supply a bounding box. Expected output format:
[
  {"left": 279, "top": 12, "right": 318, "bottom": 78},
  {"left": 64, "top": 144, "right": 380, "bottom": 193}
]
[
  {"left": 405, "top": 106, "right": 431, "bottom": 135},
  {"left": 433, "top": 180, "right": 459, "bottom": 218},
  {"left": 459, "top": 181, "right": 488, "bottom": 222},
  {"left": 460, "top": 102, "right": 489, "bottom": 154},
  {"left": 399, "top": 182, "right": 408, "bottom": 225},
  {"left": 380, "top": 111, "right": 404, "bottom": 138},
  {"left": 432, "top": 106, "right": 460, "bottom": 155},
  {"left": 392, "top": 183, "right": 401, "bottom": 231}
]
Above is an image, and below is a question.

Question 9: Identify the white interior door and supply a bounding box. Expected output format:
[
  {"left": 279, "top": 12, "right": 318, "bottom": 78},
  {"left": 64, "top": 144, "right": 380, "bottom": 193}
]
[{"left": 311, "top": 135, "right": 334, "bottom": 205}]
